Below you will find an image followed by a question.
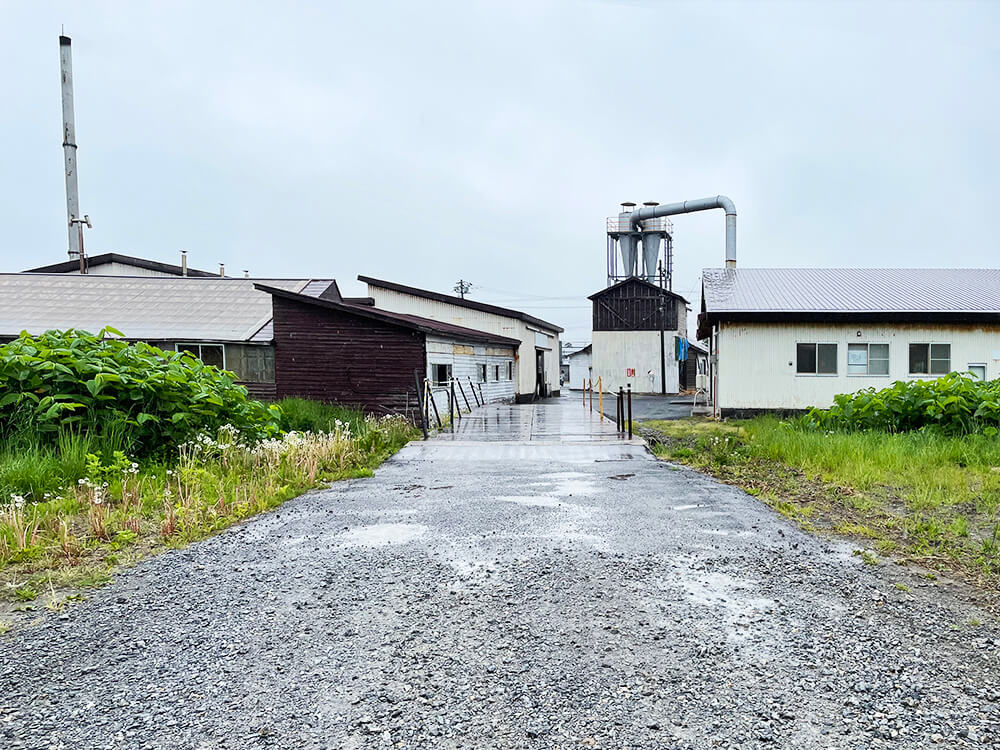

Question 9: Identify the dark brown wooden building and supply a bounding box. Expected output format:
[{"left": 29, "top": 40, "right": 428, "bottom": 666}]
[{"left": 258, "top": 285, "right": 521, "bottom": 413}]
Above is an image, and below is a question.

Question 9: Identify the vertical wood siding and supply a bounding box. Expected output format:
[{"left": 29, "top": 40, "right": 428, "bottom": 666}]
[
  {"left": 591, "top": 279, "right": 681, "bottom": 331},
  {"left": 272, "top": 296, "right": 425, "bottom": 413}
]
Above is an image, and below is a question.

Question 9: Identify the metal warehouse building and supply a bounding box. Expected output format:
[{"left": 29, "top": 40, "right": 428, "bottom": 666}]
[{"left": 698, "top": 267, "right": 1000, "bottom": 417}]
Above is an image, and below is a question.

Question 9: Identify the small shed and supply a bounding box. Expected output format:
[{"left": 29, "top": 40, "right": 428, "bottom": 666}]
[
  {"left": 565, "top": 344, "right": 592, "bottom": 390},
  {"left": 257, "top": 285, "right": 521, "bottom": 414}
]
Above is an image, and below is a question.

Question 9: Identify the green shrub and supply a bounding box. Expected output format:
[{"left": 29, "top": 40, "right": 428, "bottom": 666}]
[
  {"left": 0, "top": 329, "right": 281, "bottom": 455},
  {"left": 803, "top": 373, "right": 1000, "bottom": 435}
]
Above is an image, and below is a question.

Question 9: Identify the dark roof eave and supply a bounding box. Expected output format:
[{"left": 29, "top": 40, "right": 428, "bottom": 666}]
[
  {"left": 358, "top": 275, "right": 563, "bottom": 333},
  {"left": 587, "top": 277, "right": 690, "bottom": 304},
  {"left": 256, "top": 284, "right": 521, "bottom": 348}
]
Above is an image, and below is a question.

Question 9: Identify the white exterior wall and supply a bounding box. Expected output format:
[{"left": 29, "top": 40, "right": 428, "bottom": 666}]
[
  {"left": 591, "top": 330, "right": 680, "bottom": 394},
  {"left": 63, "top": 261, "right": 179, "bottom": 277},
  {"left": 716, "top": 322, "right": 1000, "bottom": 412},
  {"left": 566, "top": 350, "right": 592, "bottom": 389},
  {"left": 425, "top": 336, "right": 515, "bottom": 416},
  {"left": 368, "top": 286, "right": 561, "bottom": 398}
]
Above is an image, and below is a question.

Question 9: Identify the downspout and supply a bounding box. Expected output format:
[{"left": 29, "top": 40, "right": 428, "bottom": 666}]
[{"left": 630, "top": 195, "right": 737, "bottom": 268}]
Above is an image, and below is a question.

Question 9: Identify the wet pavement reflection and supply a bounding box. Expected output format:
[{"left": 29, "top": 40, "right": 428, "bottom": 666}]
[{"left": 437, "top": 395, "right": 627, "bottom": 443}]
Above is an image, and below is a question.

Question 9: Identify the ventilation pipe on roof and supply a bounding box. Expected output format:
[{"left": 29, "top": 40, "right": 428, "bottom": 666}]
[
  {"left": 180, "top": 250, "right": 188, "bottom": 277},
  {"left": 626, "top": 195, "right": 737, "bottom": 268},
  {"left": 219, "top": 263, "right": 225, "bottom": 277}
]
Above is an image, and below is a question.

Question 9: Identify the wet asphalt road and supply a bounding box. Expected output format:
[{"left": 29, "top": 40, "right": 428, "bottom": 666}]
[{"left": 1, "top": 399, "right": 998, "bottom": 749}]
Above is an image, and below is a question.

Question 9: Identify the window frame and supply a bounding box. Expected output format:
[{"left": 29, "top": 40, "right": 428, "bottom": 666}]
[
  {"left": 506, "top": 361, "right": 513, "bottom": 381},
  {"left": 176, "top": 342, "right": 226, "bottom": 370},
  {"left": 477, "top": 363, "right": 487, "bottom": 383},
  {"left": 430, "top": 363, "right": 452, "bottom": 386},
  {"left": 795, "top": 342, "right": 838, "bottom": 376},
  {"left": 909, "top": 342, "right": 952, "bottom": 376},
  {"left": 847, "top": 342, "right": 890, "bottom": 377},
  {"left": 968, "top": 363, "right": 987, "bottom": 382}
]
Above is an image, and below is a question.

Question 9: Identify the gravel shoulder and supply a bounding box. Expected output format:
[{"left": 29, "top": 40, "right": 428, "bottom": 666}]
[{"left": 1, "top": 436, "right": 998, "bottom": 749}]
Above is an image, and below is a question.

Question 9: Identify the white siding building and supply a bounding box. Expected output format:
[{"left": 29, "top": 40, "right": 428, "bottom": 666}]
[
  {"left": 588, "top": 278, "right": 690, "bottom": 394},
  {"left": 565, "top": 344, "right": 592, "bottom": 390},
  {"left": 359, "top": 276, "right": 563, "bottom": 403},
  {"left": 699, "top": 268, "right": 1000, "bottom": 417},
  {"left": 425, "top": 337, "right": 516, "bottom": 415}
]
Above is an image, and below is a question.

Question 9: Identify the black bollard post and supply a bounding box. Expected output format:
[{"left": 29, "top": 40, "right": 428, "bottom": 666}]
[{"left": 627, "top": 384, "right": 633, "bottom": 439}]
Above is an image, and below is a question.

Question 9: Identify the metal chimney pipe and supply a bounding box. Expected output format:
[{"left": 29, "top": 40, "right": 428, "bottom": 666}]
[
  {"left": 630, "top": 195, "right": 737, "bottom": 268},
  {"left": 59, "top": 36, "right": 81, "bottom": 261},
  {"left": 219, "top": 263, "right": 225, "bottom": 277},
  {"left": 180, "top": 250, "right": 188, "bottom": 276}
]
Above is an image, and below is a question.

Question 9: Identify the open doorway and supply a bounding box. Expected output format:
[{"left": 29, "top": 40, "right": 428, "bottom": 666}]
[{"left": 535, "top": 349, "right": 546, "bottom": 398}]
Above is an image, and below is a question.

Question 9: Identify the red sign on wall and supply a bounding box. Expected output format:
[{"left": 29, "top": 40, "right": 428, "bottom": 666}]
[{"left": 625, "top": 368, "right": 635, "bottom": 377}]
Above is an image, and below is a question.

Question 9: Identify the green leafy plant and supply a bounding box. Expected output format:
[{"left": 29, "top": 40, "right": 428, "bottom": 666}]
[
  {"left": 0, "top": 329, "right": 281, "bottom": 455},
  {"left": 802, "top": 373, "right": 1000, "bottom": 435}
]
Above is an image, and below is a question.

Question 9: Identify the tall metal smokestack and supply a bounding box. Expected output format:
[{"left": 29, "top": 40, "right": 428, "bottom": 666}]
[{"left": 59, "top": 35, "right": 82, "bottom": 261}]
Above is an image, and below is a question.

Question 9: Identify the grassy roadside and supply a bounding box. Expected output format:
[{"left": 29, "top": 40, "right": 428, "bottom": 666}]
[
  {"left": 0, "top": 401, "right": 418, "bottom": 619},
  {"left": 643, "top": 417, "right": 1000, "bottom": 593}
]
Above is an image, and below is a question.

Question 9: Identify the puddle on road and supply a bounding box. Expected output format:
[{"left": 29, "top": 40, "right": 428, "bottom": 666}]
[
  {"left": 338, "top": 523, "right": 428, "bottom": 547},
  {"left": 499, "top": 496, "right": 578, "bottom": 509}
]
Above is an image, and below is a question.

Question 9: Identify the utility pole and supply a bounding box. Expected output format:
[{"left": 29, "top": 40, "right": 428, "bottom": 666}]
[
  {"left": 453, "top": 279, "right": 472, "bottom": 299},
  {"left": 60, "top": 35, "right": 87, "bottom": 265}
]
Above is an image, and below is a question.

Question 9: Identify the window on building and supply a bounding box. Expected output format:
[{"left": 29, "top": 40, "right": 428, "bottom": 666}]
[
  {"left": 969, "top": 364, "right": 987, "bottom": 381},
  {"left": 493, "top": 364, "right": 501, "bottom": 381},
  {"left": 796, "top": 343, "right": 837, "bottom": 375},
  {"left": 177, "top": 343, "right": 225, "bottom": 369},
  {"left": 506, "top": 361, "right": 513, "bottom": 380},
  {"left": 847, "top": 343, "right": 889, "bottom": 375},
  {"left": 909, "top": 343, "right": 951, "bottom": 375},
  {"left": 242, "top": 346, "right": 275, "bottom": 383},
  {"left": 431, "top": 363, "right": 452, "bottom": 385},
  {"left": 477, "top": 364, "right": 487, "bottom": 383}
]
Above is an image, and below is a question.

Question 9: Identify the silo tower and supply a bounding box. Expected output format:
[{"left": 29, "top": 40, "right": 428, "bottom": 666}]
[{"left": 606, "top": 201, "right": 673, "bottom": 289}]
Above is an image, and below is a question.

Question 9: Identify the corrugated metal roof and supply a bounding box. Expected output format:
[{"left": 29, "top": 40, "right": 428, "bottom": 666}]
[
  {"left": 0, "top": 275, "right": 337, "bottom": 341},
  {"left": 701, "top": 268, "right": 1000, "bottom": 313}
]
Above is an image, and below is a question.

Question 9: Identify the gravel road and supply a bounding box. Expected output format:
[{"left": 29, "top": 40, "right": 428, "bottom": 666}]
[{"left": 1, "top": 406, "right": 998, "bottom": 749}]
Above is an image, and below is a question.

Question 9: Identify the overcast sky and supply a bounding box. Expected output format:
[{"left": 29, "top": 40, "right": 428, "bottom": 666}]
[{"left": 2, "top": 1, "right": 997, "bottom": 344}]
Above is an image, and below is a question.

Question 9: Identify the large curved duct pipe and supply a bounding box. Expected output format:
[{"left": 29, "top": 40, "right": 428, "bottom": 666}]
[{"left": 628, "top": 195, "right": 737, "bottom": 268}]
